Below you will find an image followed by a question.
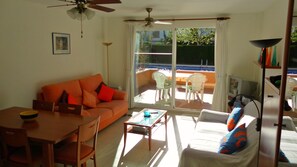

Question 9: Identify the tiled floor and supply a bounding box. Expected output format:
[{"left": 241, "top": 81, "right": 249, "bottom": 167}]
[
  {"left": 73, "top": 109, "right": 200, "bottom": 167},
  {"left": 134, "top": 84, "right": 214, "bottom": 110}
]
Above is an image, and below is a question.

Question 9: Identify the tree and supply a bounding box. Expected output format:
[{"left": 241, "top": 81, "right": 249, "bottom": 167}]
[
  {"left": 162, "top": 28, "right": 215, "bottom": 46},
  {"left": 291, "top": 26, "right": 297, "bottom": 43}
]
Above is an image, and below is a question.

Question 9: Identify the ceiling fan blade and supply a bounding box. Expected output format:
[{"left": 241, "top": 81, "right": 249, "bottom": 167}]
[
  {"left": 47, "top": 4, "right": 76, "bottom": 8},
  {"left": 87, "top": 4, "right": 115, "bottom": 12},
  {"left": 154, "top": 20, "right": 172, "bottom": 25},
  {"left": 124, "top": 19, "right": 146, "bottom": 22},
  {"left": 88, "top": 0, "right": 121, "bottom": 4},
  {"left": 58, "top": 0, "right": 75, "bottom": 3}
]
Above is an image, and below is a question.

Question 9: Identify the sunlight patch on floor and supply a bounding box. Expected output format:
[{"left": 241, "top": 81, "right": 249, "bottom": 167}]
[{"left": 105, "top": 113, "right": 199, "bottom": 167}]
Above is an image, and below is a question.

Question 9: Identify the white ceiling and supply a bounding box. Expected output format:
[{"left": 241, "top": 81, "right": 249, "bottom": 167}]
[{"left": 35, "top": 0, "right": 282, "bottom": 18}]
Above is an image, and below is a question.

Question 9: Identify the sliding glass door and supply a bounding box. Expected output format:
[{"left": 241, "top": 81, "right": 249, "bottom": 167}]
[
  {"left": 133, "top": 29, "right": 174, "bottom": 108},
  {"left": 132, "top": 24, "right": 216, "bottom": 111}
]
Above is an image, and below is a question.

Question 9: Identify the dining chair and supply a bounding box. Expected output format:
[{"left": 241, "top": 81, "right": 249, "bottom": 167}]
[
  {"left": 58, "top": 103, "right": 83, "bottom": 115},
  {"left": 0, "top": 126, "right": 42, "bottom": 167},
  {"left": 32, "top": 99, "right": 55, "bottom": 112},
  {"left": 185, "top": 73, "right": 207, "bottom": 103},
  {"left": 54, "top": 116, "right": 100, "bottom": 167},
  {"left": 152, "top": 71, "right": 172, "bottom": 102}
]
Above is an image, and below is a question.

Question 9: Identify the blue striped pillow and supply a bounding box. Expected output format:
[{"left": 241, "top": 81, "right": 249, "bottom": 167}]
[
  {"left": 218, "top": 123, "right": 247, "bottom": 154},
  {"left": 227, "top": 107, "right": 243, "bottom": 131}
]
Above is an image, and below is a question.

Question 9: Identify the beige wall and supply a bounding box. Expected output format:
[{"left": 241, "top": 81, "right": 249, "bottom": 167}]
[
  {"left": 102, "top": 17, "right": 127, "bottom": 89},
  {"left": 0, "top": 0, "right": 105, "bottom": 109},
  {"left": 226, "top": 13, "right": 262, "bottom": 81}
]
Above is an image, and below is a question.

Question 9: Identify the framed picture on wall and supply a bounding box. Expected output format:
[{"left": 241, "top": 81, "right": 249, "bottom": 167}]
[{"left": 52, "top": 32, "right": 71, "bottom": 54}]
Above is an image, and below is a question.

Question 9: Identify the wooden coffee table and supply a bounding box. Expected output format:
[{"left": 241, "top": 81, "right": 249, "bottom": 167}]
[{"left": 123, "top": 108, "right": 167, "bottom": 150}]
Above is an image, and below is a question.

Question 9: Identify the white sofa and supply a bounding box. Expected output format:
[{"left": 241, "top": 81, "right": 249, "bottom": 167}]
[
  {"left": 178, "top": 101, "right": 261, "bottom": 167},
  {"left": 279, "top": 116, "right": 297, "bottom": 167}
]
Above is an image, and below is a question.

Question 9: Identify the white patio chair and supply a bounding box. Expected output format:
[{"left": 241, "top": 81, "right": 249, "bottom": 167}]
[
  {"left": 152, "top": 71, "right": 172, "bottom": 102},
  {"left": 185, "top": 73, "right": 207, "bottom": 103}
]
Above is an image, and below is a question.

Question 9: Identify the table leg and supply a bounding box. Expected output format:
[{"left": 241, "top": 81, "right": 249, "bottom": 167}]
[
  {"left": 148, "top": 127, "right": 152, "bottom": 151},
  {"left": 42, "top": 143, "right": 54, "bottom": 167},
  {"left": 124, "top": 123, "right": 127, "bottom": 149}
]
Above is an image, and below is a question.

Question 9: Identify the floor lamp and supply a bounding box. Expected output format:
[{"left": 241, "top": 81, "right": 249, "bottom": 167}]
[
  {"left": 249, "top": 38, "right": 282, "bottom": 131},
  {"left": 103, "top": 42, "right": 112, "bottom": 85}
]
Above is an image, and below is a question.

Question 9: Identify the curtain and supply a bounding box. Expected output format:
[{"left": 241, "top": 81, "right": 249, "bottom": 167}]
[
  {"left": 212, "top": 20, "right": 228, "bottom": 111},
  {"left": 125, "top": 23, "right": 136, "bottom": 108}
]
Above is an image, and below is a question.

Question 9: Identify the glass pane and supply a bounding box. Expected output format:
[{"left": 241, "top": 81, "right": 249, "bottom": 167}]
[
  {"left": 175, "top": 27, "right": 215, "bottom": 110},
  {"left": 134, "top": 30, "right": 173, "bottom": 107}
]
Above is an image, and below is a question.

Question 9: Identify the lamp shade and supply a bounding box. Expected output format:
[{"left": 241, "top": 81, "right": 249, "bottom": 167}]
[{"left": 250, "top": 38, "right": 282, "bottom": 48}]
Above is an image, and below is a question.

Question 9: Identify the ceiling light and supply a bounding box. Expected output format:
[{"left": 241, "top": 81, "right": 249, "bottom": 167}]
[{"left": 66, "top": 7, "right": 95, "bottom": 20}]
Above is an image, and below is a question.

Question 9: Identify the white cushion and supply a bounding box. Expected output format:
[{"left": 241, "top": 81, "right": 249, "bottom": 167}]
[
  {"left": 189, "top": 121, "right": 228, "bottom": 152},
  {"left": 280, "top": 130, "right": 297, "bottom": 164}
]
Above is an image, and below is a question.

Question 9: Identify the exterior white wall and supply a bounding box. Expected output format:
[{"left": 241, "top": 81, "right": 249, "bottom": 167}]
[{"left": 0, "top": 0, "right": 104, "bottom": 109}]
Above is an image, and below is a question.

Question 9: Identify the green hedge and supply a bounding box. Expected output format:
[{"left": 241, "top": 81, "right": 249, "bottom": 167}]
[{"left": 147, "top": 45, "right": 214, "bottom": 65}]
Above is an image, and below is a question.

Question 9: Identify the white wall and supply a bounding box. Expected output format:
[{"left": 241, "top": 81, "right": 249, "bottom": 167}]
[
  {"left": 226, "top": 13, "right": 262, "bottom": 81},
  {"left": 0, "top": 0, "right": 105, "bottom": 109},
  {"left": 102, "top": 17, "right": 127, "bottom": 89}
]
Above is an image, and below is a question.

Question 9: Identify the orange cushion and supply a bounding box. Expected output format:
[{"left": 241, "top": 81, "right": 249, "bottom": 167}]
[
  {"left": 112, "top": 90, "right": 126, "bottom": 100},
  {"left": 42, "top": 80, "right": 82, "bottom": 103},
  {"left": 79, "top": 74, "right": 103, "bottom": 92},
  {"left": 97, "top": 84, "right": 114, "bottom": 102},
  {"left": 82, "top": 90, "right": 97, "bottom": 108}
]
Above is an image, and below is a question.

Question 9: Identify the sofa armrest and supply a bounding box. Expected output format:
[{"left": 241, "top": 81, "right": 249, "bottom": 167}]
[
  {"left": 112, "top": 89, "right": 127, "bottom": 101},
  {"left": 198, "top": 109, "right": 229, "bottom": 123},
  {"left": 282, "top": 116, "right": 297, "bottom": 132}
]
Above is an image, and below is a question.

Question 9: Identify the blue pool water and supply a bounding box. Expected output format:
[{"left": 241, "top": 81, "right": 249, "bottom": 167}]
[
  {"left": 288, "top": 69, "right": 297, "bottom": 74},
  {"left": 145, "top": 64, "right": 215, "bottom": 71}
]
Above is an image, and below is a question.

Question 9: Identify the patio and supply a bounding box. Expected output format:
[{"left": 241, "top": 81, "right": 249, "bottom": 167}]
[{"left": 134, "top": 69, "right": 215, "bottom": 110}]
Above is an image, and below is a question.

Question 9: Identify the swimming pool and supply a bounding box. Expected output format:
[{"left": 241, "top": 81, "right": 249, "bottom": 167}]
[
  {"left": 143, "top": 64, "right": 215, "bottom": 71},
  {"left": 288, "top": 68, "right": 297, "bottom": 74}
]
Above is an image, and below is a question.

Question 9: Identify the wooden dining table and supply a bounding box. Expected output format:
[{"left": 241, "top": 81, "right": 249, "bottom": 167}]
[{"left": 0, "top": 107, "right": 97, "bottom": 167}]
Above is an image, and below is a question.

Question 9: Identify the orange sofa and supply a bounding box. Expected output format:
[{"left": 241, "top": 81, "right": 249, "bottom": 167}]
[{"left": 38, "top": 73, "right": 128, "bottom": 131}]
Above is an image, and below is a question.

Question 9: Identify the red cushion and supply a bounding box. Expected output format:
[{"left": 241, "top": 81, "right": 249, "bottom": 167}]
[
  {"left": 97, "top": 84, "right": 114, "bottom": 102},
  {"left": 68, "top": 94, "right": 78, "bottom": 105}
]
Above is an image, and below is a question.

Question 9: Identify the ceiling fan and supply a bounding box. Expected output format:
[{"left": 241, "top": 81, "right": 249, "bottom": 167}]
[
  {"left": 48, "top": 0, "right": 121, "bottom": 38},
  {"left": 48, "top": 0, "right": 121, "bottom": 13},
  {"left": 125, "top": 8, "right": 172, "bottom": 27}
]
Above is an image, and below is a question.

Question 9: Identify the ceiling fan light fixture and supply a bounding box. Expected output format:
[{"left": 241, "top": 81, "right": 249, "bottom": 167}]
[
  {"left": 85, "top": 8, "right": 95, "bottom": 20},
  {"left": 67, "top": 7, "right": 79, "bottom": 20},
  {"left": 67, "top": 7, "right": 94, "bottom": 20}
]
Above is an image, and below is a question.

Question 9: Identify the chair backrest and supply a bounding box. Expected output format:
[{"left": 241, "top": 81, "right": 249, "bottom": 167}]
[
  {"left": 0, "top": 126, "right": 32, "bottom": 165},
  {"left": 58, "top": 103, "right": 83, "bottom": 115},
  {"left": 76, "top": 116, "right": 100, "bottom": 164},
  {"left": 33, "top": 100, "right": 55, "bottom": 112},
  {"left": 152, "top": 71, "right": 168, "bottom": 89},
  {"left": 186, "top": 73, "right": 207, "bottom": 91}
]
